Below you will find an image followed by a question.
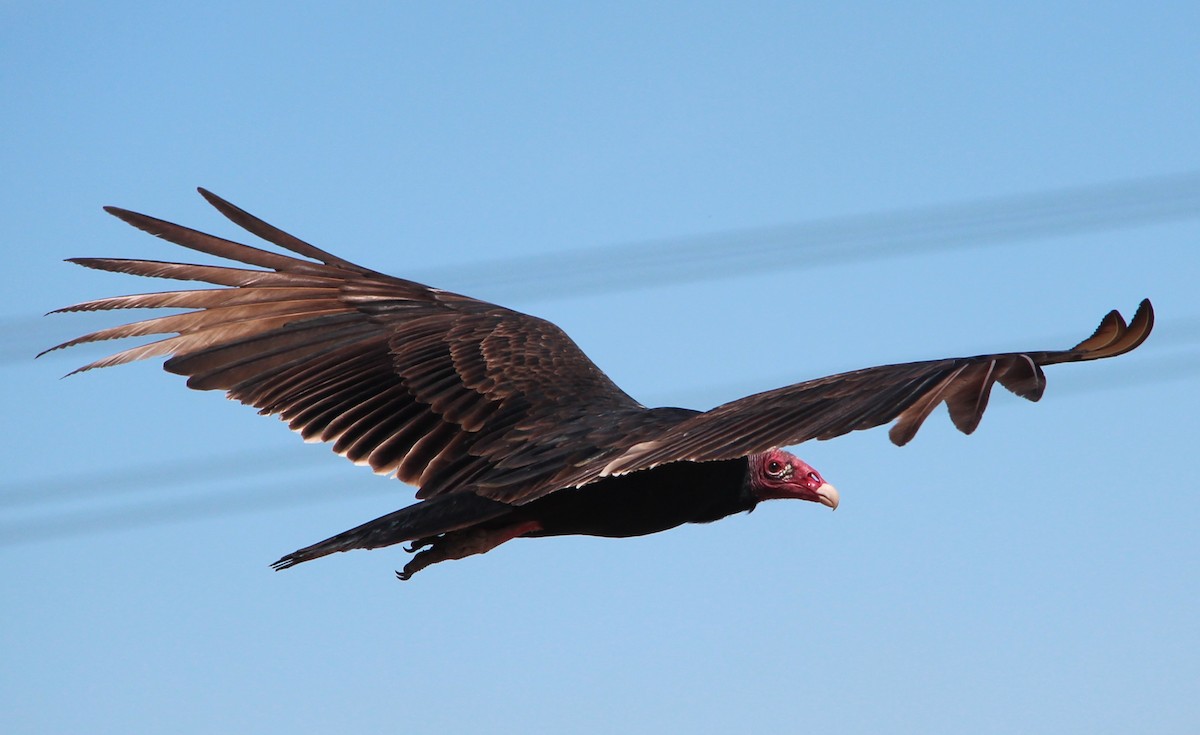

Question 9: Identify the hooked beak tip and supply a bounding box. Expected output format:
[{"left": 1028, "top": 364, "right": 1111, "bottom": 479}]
[{"left": 816, "top": 482, "right": 839, "bottom": 510}]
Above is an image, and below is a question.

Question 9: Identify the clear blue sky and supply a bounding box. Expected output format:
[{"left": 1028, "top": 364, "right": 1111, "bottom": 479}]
[{"left": 3, "top": 4, "right": 1197, "bottom": 734}]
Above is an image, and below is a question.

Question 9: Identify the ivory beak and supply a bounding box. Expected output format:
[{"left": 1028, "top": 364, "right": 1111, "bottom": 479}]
[{"left": 816, "top": 482, "right": 839, "bottom": 510}]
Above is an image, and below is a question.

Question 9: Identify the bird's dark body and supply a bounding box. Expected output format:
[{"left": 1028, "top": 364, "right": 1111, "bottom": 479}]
[
  {"left": 521, "top": 458, "right": 756, "bottom": 537},
  {"left": 283, "top": 458, "right": 757, "bottom": 567},
  {"left": 45, "top": 188, "right": 1154, "bottom": 578}
]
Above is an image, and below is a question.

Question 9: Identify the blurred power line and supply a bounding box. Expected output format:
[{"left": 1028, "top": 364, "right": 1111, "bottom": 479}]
[
  {"left": 0, "top": 476, "right": 397, "bottom": 549},
  {"left": 423, "top": 170, "right": 1200, "bottom": 302},
  {"left": 0, "top": 447, "right": 318, "bottom": 510}
]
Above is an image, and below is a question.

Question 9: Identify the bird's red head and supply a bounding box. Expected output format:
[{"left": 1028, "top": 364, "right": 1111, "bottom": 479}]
[{"left": 748, "top": 449, "right": 839, "bottom": 509}]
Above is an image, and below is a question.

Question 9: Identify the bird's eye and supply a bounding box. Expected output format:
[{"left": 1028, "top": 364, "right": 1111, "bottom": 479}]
[{"left": 767, "top": 460, "right": 784, "bottom": 476}]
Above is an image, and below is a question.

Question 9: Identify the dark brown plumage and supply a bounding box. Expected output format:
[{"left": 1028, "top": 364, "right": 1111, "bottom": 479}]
[{"left": 45, "top": 189, "right": 1154, "bottom": 579}]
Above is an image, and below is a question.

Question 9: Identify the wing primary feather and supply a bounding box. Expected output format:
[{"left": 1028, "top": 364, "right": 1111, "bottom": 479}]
[
  {"left": 1070, "top": 309, "right": 1126, "bottom": 354},
  {"left": 47, "top": 287, "right": 334, "bottom": 315},
  {"left": 1081, "top": 298, "right": 1154, "bottom": 358},
  {"left": 67, "top": 258, "right": 343, "bottom": 288},
  {"left": 888, "top": 365, "right": 967, "bottom": 446},
  {"left": 45, "top": 299, "right": 343, "bottom": 354},
  {"left": 196, "top": 188, "right": 366, "bottom": 271},
  {"left": 996, "top": 354, "right": 1046, "bottom": 401},
  {"left": 943, "top": 360, "right": 998, "bottom": 434},
  {"left": 103, "top": 206, "right": 342, "bottom": 275}
]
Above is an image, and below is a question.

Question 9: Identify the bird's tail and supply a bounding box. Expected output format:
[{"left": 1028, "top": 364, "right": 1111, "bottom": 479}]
[{"left": 270, "top": 493, "right": 512, "bottom": 570}]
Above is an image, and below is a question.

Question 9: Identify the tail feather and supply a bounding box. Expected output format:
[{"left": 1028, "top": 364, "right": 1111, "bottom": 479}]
[{"left": 270, "top": 492, "right": 512, "bottom": 570}]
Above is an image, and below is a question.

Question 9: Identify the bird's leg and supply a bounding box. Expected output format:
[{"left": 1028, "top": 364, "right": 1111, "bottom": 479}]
[{"left": 396, "top": 521, "right": 542, "bottom": 581}]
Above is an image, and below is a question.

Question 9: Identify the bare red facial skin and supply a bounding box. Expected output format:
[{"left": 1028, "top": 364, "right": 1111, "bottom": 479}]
[{"left": 748, "top": 449, "right": 838, "bottom": 508}]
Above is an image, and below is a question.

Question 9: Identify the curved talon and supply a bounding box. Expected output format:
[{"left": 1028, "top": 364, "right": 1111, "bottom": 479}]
[
  {"left": 396, "top": 549, "right": 437, "bottom": 581},
  {"left": 404, "top": 535, "right": 439, "bottom": 553}
]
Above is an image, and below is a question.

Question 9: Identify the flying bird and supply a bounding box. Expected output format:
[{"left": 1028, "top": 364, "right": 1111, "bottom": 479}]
[{"left": 44, "top": 190, "right": 1154, "bottom": 579}]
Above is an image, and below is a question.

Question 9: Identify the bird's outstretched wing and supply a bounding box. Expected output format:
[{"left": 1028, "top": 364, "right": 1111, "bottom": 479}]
[
  {"left": 44, "top": 189, "right": 656, "bottom": 502},
  {"left": 47, "top": 189, "right": 1154, "bottom": 509},
  {"left": 591, "top": 299, "right": 1153, "bottom": 481}
]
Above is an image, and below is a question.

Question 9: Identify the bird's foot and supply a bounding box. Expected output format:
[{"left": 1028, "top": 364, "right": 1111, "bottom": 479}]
[
  {"left": 395, "top": 521, "right": 542, "bottom": 581},
  {"left": 403, "top": 535, "right": 438, "bottom": 553}
]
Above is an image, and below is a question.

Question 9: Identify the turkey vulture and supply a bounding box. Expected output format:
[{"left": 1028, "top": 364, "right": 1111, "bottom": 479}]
[{"left": 44, "top": 189, "right": 1154, "bottom": 580}]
